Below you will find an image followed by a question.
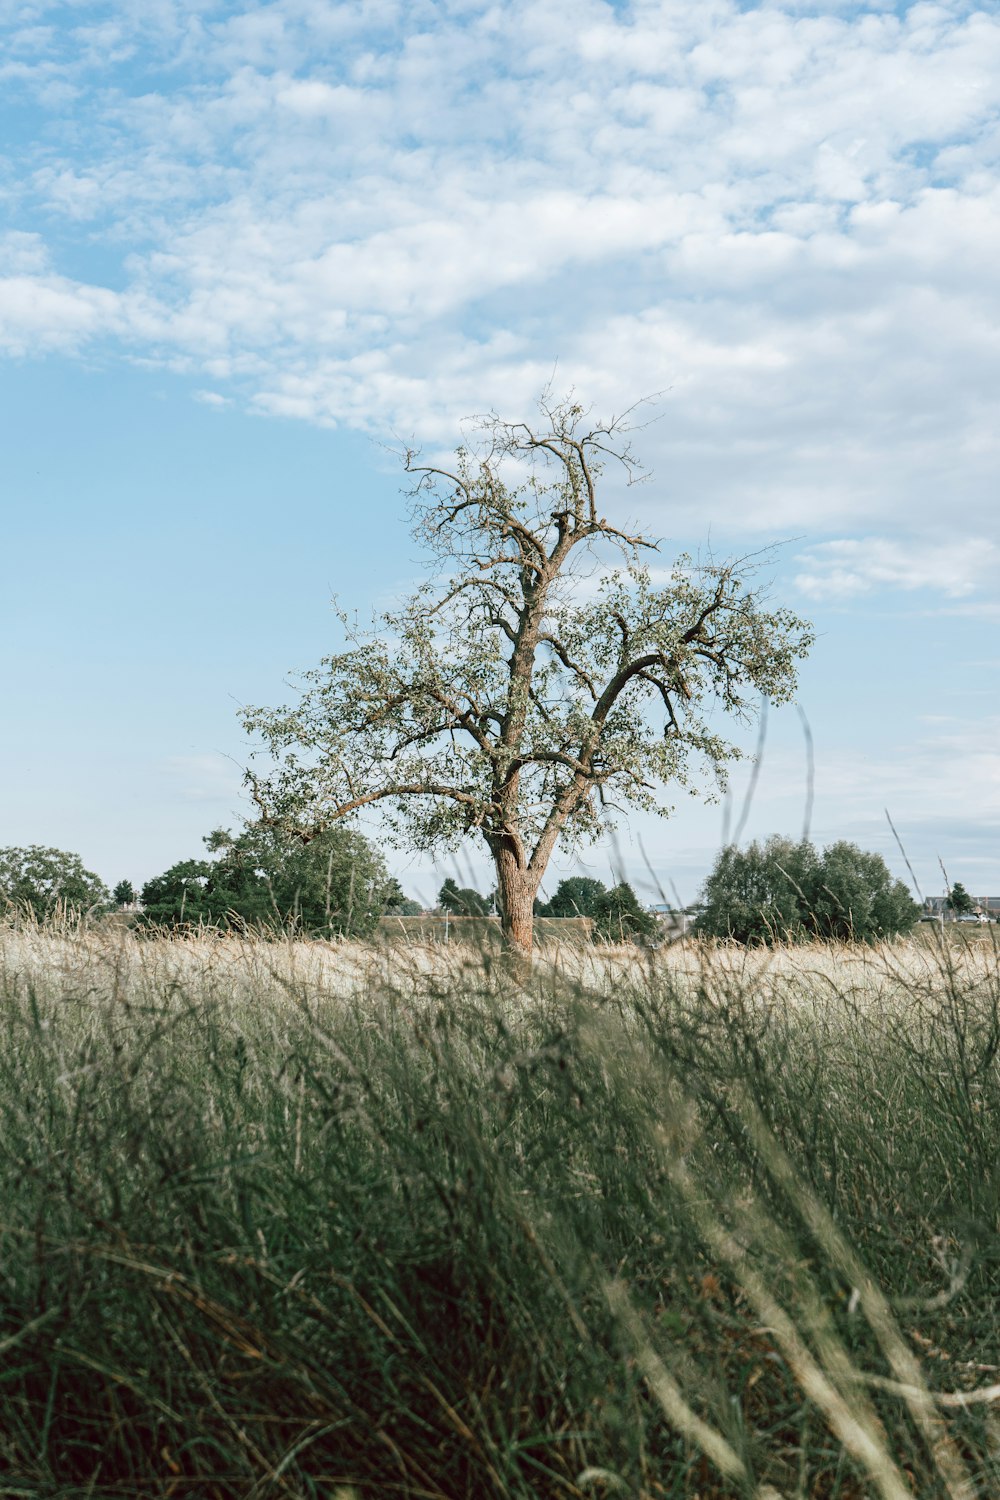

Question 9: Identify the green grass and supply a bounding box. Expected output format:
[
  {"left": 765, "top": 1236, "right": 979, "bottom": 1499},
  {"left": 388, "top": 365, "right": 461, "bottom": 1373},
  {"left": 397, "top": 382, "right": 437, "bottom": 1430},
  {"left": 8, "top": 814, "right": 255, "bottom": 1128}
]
[{"left": 1, "top": 922, "right": 1000, "bottom": 1497}]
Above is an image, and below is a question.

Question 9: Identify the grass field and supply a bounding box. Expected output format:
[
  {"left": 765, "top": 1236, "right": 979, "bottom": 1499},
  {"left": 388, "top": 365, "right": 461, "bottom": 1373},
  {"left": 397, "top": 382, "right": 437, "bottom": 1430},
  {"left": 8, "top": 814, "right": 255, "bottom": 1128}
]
[{"left": 2, "top": 920, "right": 1000, "bottom": 1498}]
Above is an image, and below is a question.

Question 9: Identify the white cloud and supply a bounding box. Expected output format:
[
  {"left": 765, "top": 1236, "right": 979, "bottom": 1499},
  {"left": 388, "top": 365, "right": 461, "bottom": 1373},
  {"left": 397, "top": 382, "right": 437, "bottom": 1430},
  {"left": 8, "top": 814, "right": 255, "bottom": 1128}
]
[
  {"left": 794, "top": 536, "right": 1000, "bottom": 600},
  {"left": 0, "top": 0, "right": 999, "bottom": 564},
  {"left": 0, "top": 230, "right": 49, "bottom": 274},
  {"left": 275, "top": 77, "right": 358, "bottom": 117},
  {"left": 0, "top": 270, "right": 120, "bottom": 354},
  {"left": 801, "top": 716, "right": 1000, "bottom": 864}
]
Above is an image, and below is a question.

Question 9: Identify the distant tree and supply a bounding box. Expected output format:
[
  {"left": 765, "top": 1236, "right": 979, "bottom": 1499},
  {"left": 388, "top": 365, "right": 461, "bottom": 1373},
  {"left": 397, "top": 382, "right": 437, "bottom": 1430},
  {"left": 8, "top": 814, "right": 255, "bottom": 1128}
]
[
  {"left": 537, "top": 876, "right": 608, "bottom": 918},
  {"left": 140, "top": 823, "right": 391, "bottom": 937},
  {"left": 0, "top": 846, "right": 110, "bottom": 919},
  {"left": 811, "top": 841, "right": 921, "bottom": 942},
  {"left": 246, "top": 824, "right": 389, "bottom": 936},
  {"left": 592, "top": 881, "right": 657, "bottom": 945},
  {"left": 438, "top": 878, "right": 490, "bottom": 916},
  {"left": 694, "top": 837, "right": 919, "bottom": 945},
  {"left": 139, "top": 860, "right": 215, "bottom": 928},
  {"left": 382, "top": 877, "right": 423, "bottom": 916},
  {"left": 112, "top": 879, "right": 136, "bottom": 908},
  {"left": 693, "top": 838, "right": 814, "bottom": 945},
  {"left": 947, "top": 882, "right": 974, "bottom": 916}
]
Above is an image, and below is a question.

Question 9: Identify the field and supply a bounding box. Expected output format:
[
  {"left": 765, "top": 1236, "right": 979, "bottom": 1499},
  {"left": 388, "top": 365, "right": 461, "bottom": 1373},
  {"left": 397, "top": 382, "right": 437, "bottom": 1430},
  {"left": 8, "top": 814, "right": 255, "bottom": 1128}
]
[{"left": 2, "top": 922, "right": 1000, "bottom": 1498}]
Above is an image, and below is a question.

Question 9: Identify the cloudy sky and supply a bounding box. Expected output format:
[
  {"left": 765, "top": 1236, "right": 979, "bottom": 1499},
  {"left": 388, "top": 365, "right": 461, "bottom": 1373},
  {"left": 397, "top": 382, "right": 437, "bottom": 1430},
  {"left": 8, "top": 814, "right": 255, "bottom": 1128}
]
[{"left": 3, "top": 0, "right": 999, "bottom": 905}]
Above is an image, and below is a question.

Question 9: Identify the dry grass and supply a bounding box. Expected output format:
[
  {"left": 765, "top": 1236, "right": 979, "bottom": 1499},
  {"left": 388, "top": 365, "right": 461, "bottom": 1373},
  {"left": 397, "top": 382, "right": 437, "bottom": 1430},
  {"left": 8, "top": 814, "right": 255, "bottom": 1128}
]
[{"left": 7, "top": 918, "right": 995, "bottom": 1011}]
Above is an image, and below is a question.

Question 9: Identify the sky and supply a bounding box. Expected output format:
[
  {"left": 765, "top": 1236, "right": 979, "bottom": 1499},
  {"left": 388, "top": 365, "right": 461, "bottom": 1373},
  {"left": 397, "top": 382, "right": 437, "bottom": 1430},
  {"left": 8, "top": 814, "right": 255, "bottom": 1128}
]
[{"left": 2, "top": 0, "right": 999, "bottom": 908}]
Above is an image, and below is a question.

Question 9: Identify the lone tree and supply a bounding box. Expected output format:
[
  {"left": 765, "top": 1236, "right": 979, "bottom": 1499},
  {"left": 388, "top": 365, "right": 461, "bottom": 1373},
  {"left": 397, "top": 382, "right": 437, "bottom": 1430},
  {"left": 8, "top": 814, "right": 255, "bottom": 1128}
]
[{"left": 243, "top": 399, "right": 813, "bottom": 953}]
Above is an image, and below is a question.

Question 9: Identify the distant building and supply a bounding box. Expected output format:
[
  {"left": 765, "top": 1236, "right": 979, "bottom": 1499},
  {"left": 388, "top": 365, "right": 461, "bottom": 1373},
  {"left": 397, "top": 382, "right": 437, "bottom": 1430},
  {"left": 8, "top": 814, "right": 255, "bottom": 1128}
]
[
  {"left": 924, "top": 895, "right": 1000, "bottom": 918},
  {"left": 650, "top": 903, "right": 696, "bottom": 937}
]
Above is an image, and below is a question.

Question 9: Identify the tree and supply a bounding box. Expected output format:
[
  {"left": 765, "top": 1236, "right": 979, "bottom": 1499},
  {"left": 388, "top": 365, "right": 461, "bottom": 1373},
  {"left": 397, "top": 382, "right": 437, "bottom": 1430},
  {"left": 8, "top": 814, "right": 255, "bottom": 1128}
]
[
  {"left": 230, "top": 822, "right": 389, "bottom": 936},
  {"left": 947, "top": 882, "right": 974, "bottom": 917},
  {"left": 382, "top": 877, "right": 423, "bottom": 916},
  {"left": 242, "top": 399, "right": 813, "bottom": 953},
  {"left": 140, "top": 824, "right": 391, "bottom": 937},
  {"left": 811, "top": 841, "right": 921, "bottom": 942},
  {"left": 694, "top": 837, "right": 919, "bottom": 945},
  {"left": 537, "top": 875, "right": 608, "bottom": 918},
  {"left": 694, "top": 837, "right": 818, "bottom": 945},
  {"left": 438, "top": 878, "right": 490, "bottom": 916},
  {"left": 0, "top": 846, "right": 110, "bottom": 918},
  {"left": 112, "top": 879, "right": 136, "bottom": 908},
  {"left": 139, "top": 859, "right": 215, "bottom": 929},
  {"left": 593, "top": 881, "right": 658, "bottom": 945}
]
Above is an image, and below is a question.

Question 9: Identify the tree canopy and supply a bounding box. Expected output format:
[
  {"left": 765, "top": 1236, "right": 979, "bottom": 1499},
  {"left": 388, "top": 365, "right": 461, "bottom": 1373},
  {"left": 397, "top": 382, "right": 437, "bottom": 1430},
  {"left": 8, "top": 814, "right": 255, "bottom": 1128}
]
[
  {"left": 243, "top": 398, "right": 813, "bottom": 952},
  {"left": 592, "top": 882, "right": 658, "bottom": 945},
  {"left": 947, "top": 882, "right": 974, "bottom": 916},
  {"left": 694, "top": 836, "right": 920, "bottom": 945},
  {"left": 536, "top": 876, "right": 608, "bottom": 918},
  {"left": 0, "top": 846, "right": 110, "bottom": 918},
  {"left": 382, "top": 878, "right": 423, "bottom": 916},
  {"left": 139, "top": 859, "right": 216, "bottom": 929},
  {"left": 438, "top": 879, "right": 490, "bottom": 916},
  {"left": 139, "top": 822, "right": 392, "bottom": 937}
]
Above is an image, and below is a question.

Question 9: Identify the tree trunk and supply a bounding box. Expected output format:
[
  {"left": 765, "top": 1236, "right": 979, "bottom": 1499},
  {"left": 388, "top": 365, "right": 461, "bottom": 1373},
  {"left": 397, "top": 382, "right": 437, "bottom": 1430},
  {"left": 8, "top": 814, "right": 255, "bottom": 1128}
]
[{"left": 492, "top": 839, "right": 538, "bottom": 955}]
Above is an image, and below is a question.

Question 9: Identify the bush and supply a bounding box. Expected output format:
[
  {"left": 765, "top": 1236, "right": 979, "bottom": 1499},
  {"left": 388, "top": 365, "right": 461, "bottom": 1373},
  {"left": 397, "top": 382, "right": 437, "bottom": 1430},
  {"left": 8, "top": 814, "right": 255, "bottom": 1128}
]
[{"left": 695, "top": 835, "right": 919, "bottom": 944}]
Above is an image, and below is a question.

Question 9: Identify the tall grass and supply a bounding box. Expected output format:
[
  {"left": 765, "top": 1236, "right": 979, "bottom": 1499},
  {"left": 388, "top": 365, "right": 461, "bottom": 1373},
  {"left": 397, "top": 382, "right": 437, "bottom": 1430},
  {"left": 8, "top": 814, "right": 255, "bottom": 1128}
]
[{"left": 2, "top": 921, "right": 1000, "bottom": 1497}]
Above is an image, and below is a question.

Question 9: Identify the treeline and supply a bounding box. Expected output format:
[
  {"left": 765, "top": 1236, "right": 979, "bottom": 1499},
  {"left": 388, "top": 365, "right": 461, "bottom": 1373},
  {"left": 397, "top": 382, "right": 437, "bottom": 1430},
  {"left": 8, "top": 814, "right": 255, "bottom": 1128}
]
[
  {"left": 0, "top": 839, "right": 661, "bottom": 946},
  {"left": 440, "top": 840, "right": 929, "bottom": 946},
  {"left": 0, "top": 832, "right": 950, "bottom": 946},
  {"left": 0, "top": 839, "right": 659, "bottom": 946},
  {"left": 438, "top": 874, "right": 658, "bottom": 944},
  {"left": 0, "top": 827, "right": 409, "bottom": 939}
]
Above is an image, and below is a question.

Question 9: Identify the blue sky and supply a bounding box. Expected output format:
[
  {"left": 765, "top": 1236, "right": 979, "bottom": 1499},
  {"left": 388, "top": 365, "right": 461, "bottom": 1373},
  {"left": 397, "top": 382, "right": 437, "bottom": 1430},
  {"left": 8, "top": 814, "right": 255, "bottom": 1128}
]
[{"left": 2, "top": 0, "right": 999, "bottom": 907}]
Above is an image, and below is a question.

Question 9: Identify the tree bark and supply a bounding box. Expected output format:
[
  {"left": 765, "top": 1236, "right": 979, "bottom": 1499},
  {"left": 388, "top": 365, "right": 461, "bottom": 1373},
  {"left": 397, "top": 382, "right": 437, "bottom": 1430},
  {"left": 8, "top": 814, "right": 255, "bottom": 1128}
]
[{"left": 492, "top": 837, "right": 539, "bottom": 954}]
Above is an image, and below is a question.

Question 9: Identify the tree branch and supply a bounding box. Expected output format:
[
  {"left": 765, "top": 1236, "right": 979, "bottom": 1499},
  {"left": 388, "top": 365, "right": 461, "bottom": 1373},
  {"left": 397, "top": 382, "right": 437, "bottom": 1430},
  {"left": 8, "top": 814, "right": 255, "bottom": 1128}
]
[
  {"left": 538, "top": 633, "right": 598, "bottom": 698},
  {"left": 249, "top": 773, "right": 487, "bottom": 833}
]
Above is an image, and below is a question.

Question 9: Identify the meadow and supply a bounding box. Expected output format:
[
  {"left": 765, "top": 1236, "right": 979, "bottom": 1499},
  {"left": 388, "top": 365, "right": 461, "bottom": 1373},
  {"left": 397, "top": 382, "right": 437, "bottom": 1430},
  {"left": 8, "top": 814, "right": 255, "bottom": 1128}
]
[{"left": 2, "top": 920, "right": 1000, "bottom": 1498}]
